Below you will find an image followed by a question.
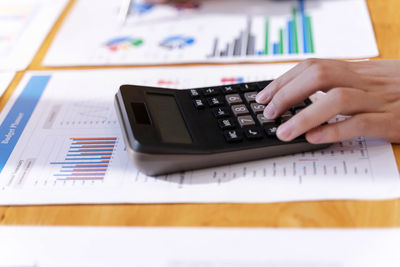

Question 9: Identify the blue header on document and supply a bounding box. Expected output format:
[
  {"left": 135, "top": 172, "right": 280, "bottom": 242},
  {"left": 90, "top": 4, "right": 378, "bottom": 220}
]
[{"left": 0, "top": 76, "right": 50, "bottom": 173}]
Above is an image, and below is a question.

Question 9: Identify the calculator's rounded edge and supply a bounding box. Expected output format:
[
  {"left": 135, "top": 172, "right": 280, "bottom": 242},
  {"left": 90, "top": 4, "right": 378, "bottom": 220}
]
[
  {"left": 128, "top": 142, "right": 331, "bottom": 176},
  {"left": 114, "top": 91, "right": 142, "bottom": 154}
]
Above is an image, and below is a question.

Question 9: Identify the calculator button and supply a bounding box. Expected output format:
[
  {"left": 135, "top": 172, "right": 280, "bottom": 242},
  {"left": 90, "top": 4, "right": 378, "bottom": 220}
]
[
  {"left": 256, "top": 81, "right": 271, "bottom": 90},
  {"left": 280, "top": 111, "right": 293, "bottom": 123},
  {"left": 224, "top": 130, "right": 243, "bottom": 143},
  {"left": 221, "top": 85, "right": 238, "bottom": 94},
  {"left": 231, "top": 104, "right": 249, "bottom": 116},
  {"left": 218, "top": 118, "right": 235, "bottom": 130},
  {"left": 293, "top": 102, "right": 307, "bottom": 109},
  {"left": 244, "top": 128, "right": 263, "bottom": 140},
  {"left": 264, "top": 125, "right": 278, "bottom": 137},
  {"left": 202, "top": 87, "right": 219, "bottom": 96},
  {"left": 237, "top": 115, "right": 256, "bottom": 128},
  {"left": 225, "top": 94, "right": 243, "bottom": 105},
  {"left": 257, "top": 114, "right": 276, "bottom": 125},
  {"left": 212, "top": 107, "right": 230, "bottom": 118},
  {"left": 240, "top": 83, "right": 259, "bottom": 92},
  {"left": 193, "top": 99, "right": 205, "bottom": 109},
  {"left": 250, "top": 103, "right": 266, "bottom": 114},
  {"left": 244, "top": 91, "right": 258, "bottom": 103},
  {"left": 189, "top": 89, "right": 200, "bottom": 97},
  {"left": 207, "top": 96, "right": 224, "bottom": 107}
]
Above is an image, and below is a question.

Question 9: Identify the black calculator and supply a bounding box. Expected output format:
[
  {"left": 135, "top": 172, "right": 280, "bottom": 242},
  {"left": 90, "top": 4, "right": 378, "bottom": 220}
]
[{"left": 115, "top": 80, "right": 330, "bottom": 176}]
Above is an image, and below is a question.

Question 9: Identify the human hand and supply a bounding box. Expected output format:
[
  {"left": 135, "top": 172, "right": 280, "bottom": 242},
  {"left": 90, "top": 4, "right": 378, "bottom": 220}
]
[{"left": 255, "top": 59, "right": 400, "bottom": 144}]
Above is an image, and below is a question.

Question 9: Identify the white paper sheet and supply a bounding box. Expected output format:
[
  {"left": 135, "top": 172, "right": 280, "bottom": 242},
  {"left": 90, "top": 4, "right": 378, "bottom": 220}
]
[
  {"left": 0, "top": 64, "right": 399, "bottom": 205},
  {"left": 0, "top": 72, "right": 15, "bottom": 96},
  {"left": 0, "top": 0, "right": 68, "bottom": 71},
  {"left": 44, "top": 0, "right": 378, "bottom": 66},
  {"left": 1, "top": 226, "right": 400, "bottom": 267}
]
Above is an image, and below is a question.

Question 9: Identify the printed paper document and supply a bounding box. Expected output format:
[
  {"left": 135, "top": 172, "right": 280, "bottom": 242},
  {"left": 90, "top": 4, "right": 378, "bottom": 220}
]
[
  {"left": 44, "top": 0, "right": 378, "bottom": 66},
  {"left": 0, "top": 0, "right": 68, "bottom": 70},
  {"left": 1, "top": 226, "right": 400, "bottom": 267},
  {"left": 0, "top": 65, "right": 399, "bottom": 205}
]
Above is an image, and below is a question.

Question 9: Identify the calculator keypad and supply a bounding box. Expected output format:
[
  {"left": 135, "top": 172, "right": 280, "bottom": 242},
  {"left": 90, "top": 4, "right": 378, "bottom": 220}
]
[{"left": 189, "top": 81, "right": 307, "bottom": 144}]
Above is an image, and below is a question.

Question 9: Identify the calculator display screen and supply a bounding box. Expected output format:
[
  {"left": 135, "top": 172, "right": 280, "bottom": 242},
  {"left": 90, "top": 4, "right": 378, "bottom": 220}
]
[{"left": 146, "top": 93, "right": 192, "bottom": 144}]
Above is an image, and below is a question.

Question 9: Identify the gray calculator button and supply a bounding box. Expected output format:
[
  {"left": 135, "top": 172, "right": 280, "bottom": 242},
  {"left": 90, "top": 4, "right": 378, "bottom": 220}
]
[
  {"left": 244, "top": 91, "right": 258, "bottom": 103},
  {"left": 250, "top": 103, "right": 266, "bottom": 114},
  {"left": 237, "top": 115, "right": 256, "bottom": 128},
  {"left": 225, "top": 94, "right": 243, "bottom": 105},
  {"left": 293, "top": 102, "right": 307, "bottom": 109},
  {"left": 280, "top": 111, "right": 293, "bottom": 123},
  {"left": 231, "top": 104, "right": 249, "bottom": 116},
  {"left": 257, "top": 114, "right": 275, "bottom": 125}
]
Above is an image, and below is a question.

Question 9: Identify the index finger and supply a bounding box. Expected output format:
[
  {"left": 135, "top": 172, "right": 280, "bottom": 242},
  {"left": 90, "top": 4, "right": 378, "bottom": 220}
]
[
  {"left": 256, "top": 59, "right": 317, "bottom": 104},
  {"left": 261, "top": 60, "right": 365, "bottom": 119}
]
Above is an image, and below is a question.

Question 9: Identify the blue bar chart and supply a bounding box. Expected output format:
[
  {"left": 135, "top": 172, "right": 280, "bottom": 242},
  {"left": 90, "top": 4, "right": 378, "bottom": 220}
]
[{"left": 50, "top": 137, "right": 117, "bottom": 181}]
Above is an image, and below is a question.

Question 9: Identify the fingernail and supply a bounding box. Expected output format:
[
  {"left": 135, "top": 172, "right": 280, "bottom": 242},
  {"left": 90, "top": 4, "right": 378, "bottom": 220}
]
[
  {"left": 263, "top": 102, "right": 276, "bottom": 119},
  {"left": 277, "top": 123, "right": 292, "bottom": 141},
  {"left": 256, "top": 91, "right": 270, "bottom": 104}
]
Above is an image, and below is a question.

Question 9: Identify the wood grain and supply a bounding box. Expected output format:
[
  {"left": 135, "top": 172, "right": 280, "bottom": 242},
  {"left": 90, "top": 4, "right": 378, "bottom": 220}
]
[{"left": 1, "top": 0, "right": 400, "bottom": 227}]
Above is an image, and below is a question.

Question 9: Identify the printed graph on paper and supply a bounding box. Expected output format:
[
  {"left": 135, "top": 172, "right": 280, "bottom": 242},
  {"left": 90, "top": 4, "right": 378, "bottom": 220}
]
[{"left": 44, "top": 0, "right": 378, "bottom": 66}]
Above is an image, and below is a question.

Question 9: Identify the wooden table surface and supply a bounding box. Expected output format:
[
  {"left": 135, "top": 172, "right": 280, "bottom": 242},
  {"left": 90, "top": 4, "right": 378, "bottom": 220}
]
[{"left": 1, "top": 0, "right": 400, "bottom": 228}]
